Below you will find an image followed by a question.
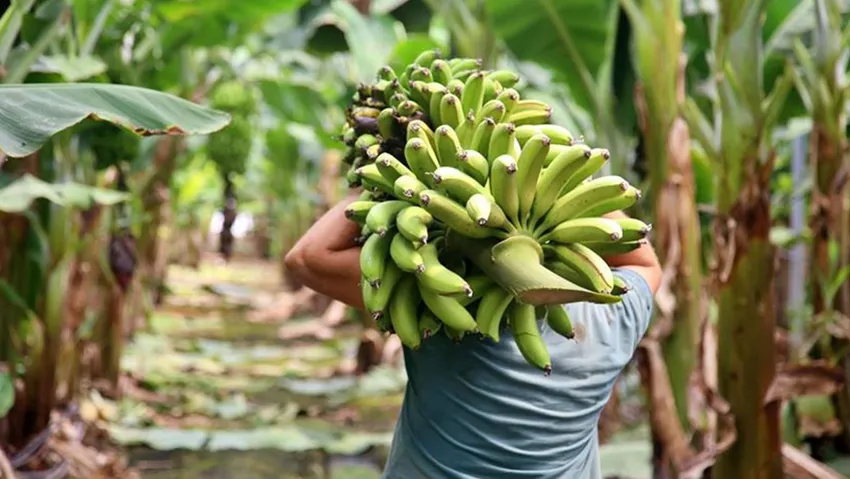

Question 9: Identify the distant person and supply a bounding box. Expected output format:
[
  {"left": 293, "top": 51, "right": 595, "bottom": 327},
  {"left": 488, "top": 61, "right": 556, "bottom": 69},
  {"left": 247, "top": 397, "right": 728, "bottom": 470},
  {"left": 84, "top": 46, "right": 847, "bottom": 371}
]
[{"left": 286, "top": 191, "right": 661, "bottom": 479}]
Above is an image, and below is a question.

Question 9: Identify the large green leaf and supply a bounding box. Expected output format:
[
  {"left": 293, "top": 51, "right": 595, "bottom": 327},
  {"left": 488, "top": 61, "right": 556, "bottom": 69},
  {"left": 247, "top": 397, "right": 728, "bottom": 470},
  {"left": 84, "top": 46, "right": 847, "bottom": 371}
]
[
  {"left": 0, "top": 174, "right": 129, "bottom": 213},
  {"left": 484, "top": 0, "right": 619, "bottom": 114},
  {"left": 0, "top": 83, "right": 230, "bottom": 158}
]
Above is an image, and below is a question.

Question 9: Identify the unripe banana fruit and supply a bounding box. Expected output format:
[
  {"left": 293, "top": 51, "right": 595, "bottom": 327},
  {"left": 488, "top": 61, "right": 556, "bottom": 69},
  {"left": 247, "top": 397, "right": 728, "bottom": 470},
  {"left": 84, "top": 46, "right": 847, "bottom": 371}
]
[{"left": 336, "top": 53, "right": 650, "bottom": 370}]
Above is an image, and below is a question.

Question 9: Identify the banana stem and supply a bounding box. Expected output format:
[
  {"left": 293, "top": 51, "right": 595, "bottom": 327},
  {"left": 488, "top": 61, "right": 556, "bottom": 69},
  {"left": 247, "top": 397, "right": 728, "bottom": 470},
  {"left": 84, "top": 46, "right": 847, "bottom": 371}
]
[{"left": 452, "top": 234, "right": 621, "bottom": 306}]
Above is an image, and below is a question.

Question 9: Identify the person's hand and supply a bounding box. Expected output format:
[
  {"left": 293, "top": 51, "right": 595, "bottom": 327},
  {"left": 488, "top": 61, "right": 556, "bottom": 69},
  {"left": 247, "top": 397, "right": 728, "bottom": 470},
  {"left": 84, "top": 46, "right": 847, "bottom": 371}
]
[
  {"left": 601, "top": 211, "right": 662, "bottom": 294},
  {"left": 284, "top": 191, "right": 366, "bottom": 309}
]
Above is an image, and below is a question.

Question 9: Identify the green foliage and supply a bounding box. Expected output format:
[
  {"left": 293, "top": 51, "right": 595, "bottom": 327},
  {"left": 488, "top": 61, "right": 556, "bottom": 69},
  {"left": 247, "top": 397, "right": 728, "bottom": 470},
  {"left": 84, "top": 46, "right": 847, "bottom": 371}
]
[{"left": 80, "top": 121, "right": 141, "bottom": 170}]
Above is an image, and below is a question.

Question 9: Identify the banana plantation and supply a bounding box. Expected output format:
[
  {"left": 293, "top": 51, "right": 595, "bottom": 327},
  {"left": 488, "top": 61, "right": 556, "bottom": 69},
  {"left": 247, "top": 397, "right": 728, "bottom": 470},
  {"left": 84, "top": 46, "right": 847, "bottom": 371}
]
[{"left": 0, "top": 0, "right": 849, "bottom": 478}]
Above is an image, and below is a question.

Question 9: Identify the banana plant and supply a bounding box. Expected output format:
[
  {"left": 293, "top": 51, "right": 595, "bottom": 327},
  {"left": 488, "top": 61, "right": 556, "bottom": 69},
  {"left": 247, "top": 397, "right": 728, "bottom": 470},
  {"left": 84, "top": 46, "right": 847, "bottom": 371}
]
[
  {"left": 681, "top": 0, "right": 795, "bottom": 476},
  {"left": 787, "top": 0, "right": 850, "bottom": 453},
  {"left": 619, "top": 0, "right": 705, "bottom": 475},
  {"left": 0, "top": 81, "right": 228, "bottom": 456}
]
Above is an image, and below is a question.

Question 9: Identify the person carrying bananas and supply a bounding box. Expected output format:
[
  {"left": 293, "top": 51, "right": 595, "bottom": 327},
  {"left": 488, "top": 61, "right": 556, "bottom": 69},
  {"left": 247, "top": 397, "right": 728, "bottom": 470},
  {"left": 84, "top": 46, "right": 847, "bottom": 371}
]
[{"left": 286, "top": 191, "right": 661, "bottom": 479}]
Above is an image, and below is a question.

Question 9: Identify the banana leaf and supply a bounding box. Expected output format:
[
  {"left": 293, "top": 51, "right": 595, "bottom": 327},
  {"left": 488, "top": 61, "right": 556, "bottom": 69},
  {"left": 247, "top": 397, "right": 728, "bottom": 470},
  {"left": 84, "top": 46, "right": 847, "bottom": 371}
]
[
  {"left": 0, "top": 83, "right": 230, "bottom": 158},
  {"left": 0, "top": 174, "right": 129, "bottom": 213}
]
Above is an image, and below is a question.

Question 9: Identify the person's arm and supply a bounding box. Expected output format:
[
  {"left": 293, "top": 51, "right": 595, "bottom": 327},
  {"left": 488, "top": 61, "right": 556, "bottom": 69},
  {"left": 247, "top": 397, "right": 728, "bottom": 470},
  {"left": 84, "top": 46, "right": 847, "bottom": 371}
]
[
  {"left": 603, "top": 210, "right": 662, "bottom": 294},
  {"left": 284, "top": 191, "right": 365, "bottom": 309}
]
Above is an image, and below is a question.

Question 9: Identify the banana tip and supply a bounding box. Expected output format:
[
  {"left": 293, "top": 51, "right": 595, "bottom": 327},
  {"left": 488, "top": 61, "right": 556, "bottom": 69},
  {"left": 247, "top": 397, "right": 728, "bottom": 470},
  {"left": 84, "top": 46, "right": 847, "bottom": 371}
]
[
  {"left": 371, "top": 311, "right": 383, "bottom": 321},
  {"left": 420, "top": 194, "right": 431, "bottom": 205},
  {"left": 543, "top": 365, "right": 552, "bottom": 376},
  {"left": 611, "top": 232, "right": 623, "bottom": 241},
  {"left": 463, "top": 285, "right": 473, "bottom": 297},
  {"left": 477, "top": 218, "right": 488, "bottom": 227},
  {"left": 415, "top": 264, "right": 426, "bottom": 274},
  {"left": 369, "top": 279, "right": 381, "bottom": 288}
]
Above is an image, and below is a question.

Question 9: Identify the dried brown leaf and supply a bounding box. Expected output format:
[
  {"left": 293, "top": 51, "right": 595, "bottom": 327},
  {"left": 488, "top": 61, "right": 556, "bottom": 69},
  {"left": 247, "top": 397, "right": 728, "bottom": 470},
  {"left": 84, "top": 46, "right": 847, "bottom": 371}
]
[
  {"left": 782, "top": 443, "right": 847, "bottom": 479},
  {"left": 765, "top": 362, "right": 845, "bottom": 403}
]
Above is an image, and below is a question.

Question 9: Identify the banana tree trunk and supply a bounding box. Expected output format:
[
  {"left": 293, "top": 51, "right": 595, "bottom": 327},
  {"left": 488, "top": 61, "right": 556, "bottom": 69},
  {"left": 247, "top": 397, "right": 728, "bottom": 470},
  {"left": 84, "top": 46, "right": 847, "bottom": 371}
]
[
  {"left": 219, "top": 173, "right": 237, "bottom": 261},
  {"left": 809, "top": 123, "right": 850, "bottom": 451},
  {"left": 712, "top": 163, "right": 782, "bottom": 478}
]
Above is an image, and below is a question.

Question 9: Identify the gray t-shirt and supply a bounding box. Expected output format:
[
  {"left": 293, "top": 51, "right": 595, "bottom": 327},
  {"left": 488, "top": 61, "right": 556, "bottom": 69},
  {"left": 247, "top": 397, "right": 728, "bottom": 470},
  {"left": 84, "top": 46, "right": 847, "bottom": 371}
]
[{"left": 381, "top": 268, "right": 654, "bottom": 479}]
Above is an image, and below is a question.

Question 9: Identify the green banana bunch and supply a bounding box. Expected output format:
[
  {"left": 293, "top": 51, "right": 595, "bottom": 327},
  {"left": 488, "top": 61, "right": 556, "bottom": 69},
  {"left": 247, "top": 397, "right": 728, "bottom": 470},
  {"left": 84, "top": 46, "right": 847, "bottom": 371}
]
[{"left": 334, "top": 51, "right": 654, "bottom": 372}]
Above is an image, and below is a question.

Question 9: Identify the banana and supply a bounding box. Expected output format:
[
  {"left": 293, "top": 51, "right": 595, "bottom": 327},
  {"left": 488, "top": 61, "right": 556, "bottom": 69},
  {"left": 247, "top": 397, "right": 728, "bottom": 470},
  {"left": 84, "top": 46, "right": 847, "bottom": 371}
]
[
  {"left": 389, "top": 92, "right": 407, "bottom": 109},
  {"left": 543, "top": 243, "right": 615, "bottom": 294},
  {"left": 393, "top": 175, "right": 428, "bottom": 201},
  {"left": 389, "top": 275, "right": 423, "bottom": 350},
  {"left": 376, "top": 152, "right": 414, "bottom": 183},
  {"left": 407, "top": 120, "right": 436, "bottom": 150},
  {"left": 482, "top": 77, "right": 503, "bottom": 102},
  {"left": 457, "top": 150, "right": 490, "bottom": 185},
  {"left": 531, "top": 144, "right": 593, "bottom": 220},
  {"left": 360, "top": 232, "right": 393, "bottom": 287},
  {"left": 365, "top": 200, "right": 409, "bottom": 236},
  {"left": 511, "top": 99, "right": 550, "bottom": 114},
  {"left": 488, "top": 122, "right": 517, "bottom": 161},
  {"left": 449, "top": 58, "right": 481, "bottom": 74},
  {"left": 515, "top": 124, "right": 574, "bottom": 146},
  {"left": 508, "top": 108, "right": 552, "bottom": 126},
  {"left": 398, "top": 99, "right": 424, "bottom": 117},
  {"left": 377, "top": 107, "right": 397, "bottom": 139},
  {"left": 404, "top": 138, "right": 440, "bottom": 185},
  {"left": 390, "top": 233, "right": 426, "bottom": 273},
  {"left": 364, "top": 260, "right": 404, "bottom": 318},
  {"left": 537, "top": 176, "right": 632, "bottom": 233},
  {"left": 546, "top": 305, "right": 575, "bottom": 340},
  {"left": 419, "top": 189, "right": 499, "bottom": 239},
  {"left": 414, "top": 49, "right": 442, "bottom": 67},
  {"left": 461, "top": 71, "right": 486, "bottom": 119},
  {"left": 466, "top": 193, "right": 512, "bottom": 230},
  {"left": 412, "top": 67, "right": 433, "bottom": 84},
  {"left": 417, "top": 241, "right": 473, "bottom": 297},
  {"left": 357, "top": 164, "right": 396, "bottom": 196},
  {"left": 419, "top": 282, "right": 479, "bottom": 332},
  {"left": 557, "top": 148, "right": 611, "bottom": 195},
  {"left": 378, "top": 65, "right": 397, "bottom": 81},
  {"left": 354, "top": 133, "right": 379, "bottom": 151},
  {"left": 396, "top": 206, "right": 433, "bottom": 245},
  {"left": 455, "top": 113, "right": 476, "bottom": 146},
  {"left": 612, "top": 276, "right": 631, "bottom": 295},
  {"left": 584, "top": 239, "right": 647, "bottom": 257},
  {"left": 344, "top": 200, "right": 378, "bottom": 224},
  {"left": 434, "top": 125, "right": 463, "bottom": 169},
  {"left": 490, "top": 154, "right": 520, "bottom": 224},
  {"left": 470, "top": 117, "right": 496, "bottom": 158},
  {"left": 615, "top": 218, "right": 652, "bottom": 242},
  {"left": 428, "top": 84, "right": 448, "bottom": 125},
  {"left": 443, "top": 325, "right": 466, "bottom": 342},
  {"left": 538, "top": 217, "right": 624, "bottom": 244},
  {"left": 430, "top": 166, "right": 492, "bottom": 204},
  {"left": 474, "top": 100, "right": 507, "bottom": 126},
  {"left": 419, "top": 309, "right": 442, "bottom": 339},
  {"left": 464, "top": 274, "right": 496, "bottom": 304},
  {"left": 577, "top": 186, "right": 642, "bottom": 218},
  {"left": 430, "top": 59, "right": 453, "bottom": 84},
  {"left": 446, "top": 79, "right": 464, "bottom": 97},
  {"left": 383, "top": 79, "right": 404, "bottom": 103},
  {"left": 475, "top": 287, "right": 514, "bottom": 341},
  {"left": 497, "top": 88, "right": 520, "bottom": 116},
  {"left": 487, "top": 70, "right": 520, "bottom": 88},
  {"left": 514, "top": 133, "right": 551, "bottom": 227},
  {"left": 364, "top": 143, "right": 382, "bottom": 161},
  {"left": 439, "top": 93, "right": 465, "bottom": 129},
  {"left": 509, "top": 302, "right": 551, "bottom": 374},
  {"left": 546, "top": 260, "right": 597, "bottom": 292},
  {"left": 358, "top": 190, "right": 377, "bottom": 201}
]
